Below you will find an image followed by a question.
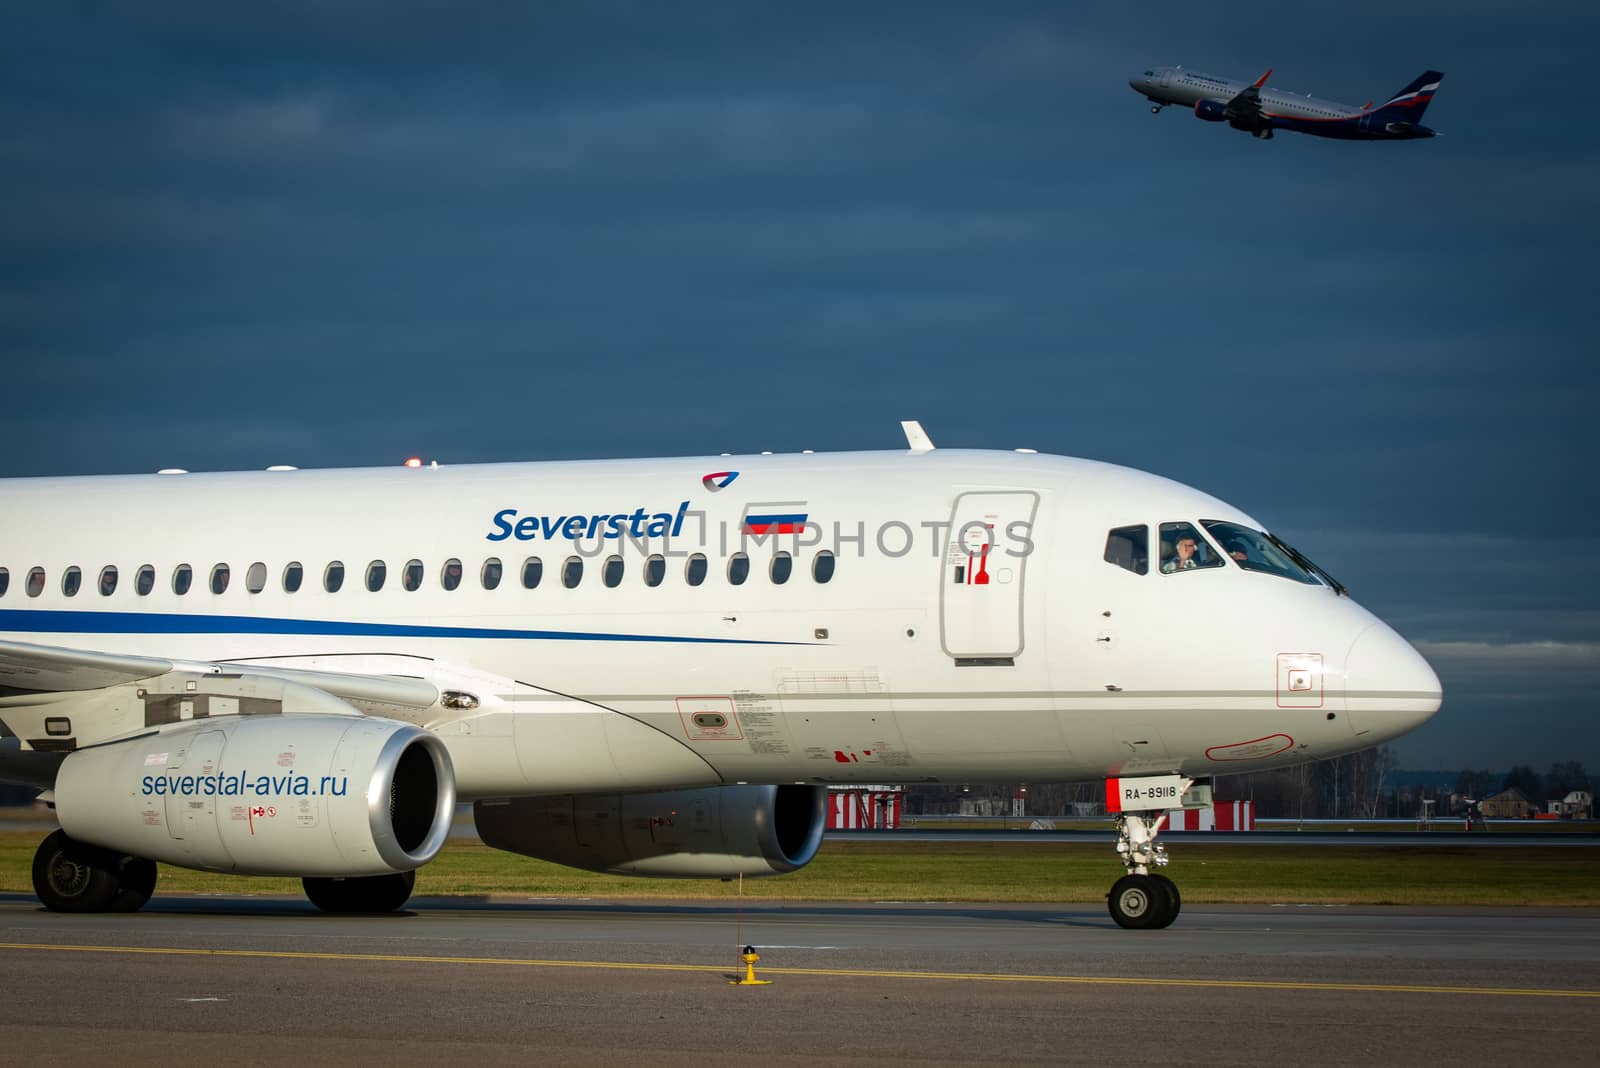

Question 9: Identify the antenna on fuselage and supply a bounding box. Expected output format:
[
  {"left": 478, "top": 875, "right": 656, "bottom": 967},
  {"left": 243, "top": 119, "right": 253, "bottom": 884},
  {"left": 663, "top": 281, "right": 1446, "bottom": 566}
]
[{"left": 901, "top": 420, "right": 935, "bottom": 453}]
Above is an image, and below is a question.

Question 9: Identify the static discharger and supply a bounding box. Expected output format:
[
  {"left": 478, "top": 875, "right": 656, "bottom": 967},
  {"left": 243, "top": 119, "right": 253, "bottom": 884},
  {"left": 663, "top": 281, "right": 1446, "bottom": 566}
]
[{"left": 730, "top": 946, "right": 772, "bottom": 986}]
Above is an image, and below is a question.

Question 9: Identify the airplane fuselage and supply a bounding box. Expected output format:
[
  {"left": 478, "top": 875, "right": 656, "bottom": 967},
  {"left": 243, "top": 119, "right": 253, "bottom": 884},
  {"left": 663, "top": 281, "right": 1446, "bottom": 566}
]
[
  {"left": 0, "top": 449, "right": 1440, "bottom": 799},
  {"left": 1131, "top": 67, "right": 1438, "bottom": 140}
]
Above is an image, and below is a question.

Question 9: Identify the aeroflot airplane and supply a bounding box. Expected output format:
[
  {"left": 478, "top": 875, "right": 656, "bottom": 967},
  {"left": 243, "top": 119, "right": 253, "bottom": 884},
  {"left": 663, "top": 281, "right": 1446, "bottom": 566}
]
[
  {"left": 1130, "top": 66, "right": 1444, "bottom": 141},
  {"left": 0, "top": 424, "right": 1440, "bottom": 929}
]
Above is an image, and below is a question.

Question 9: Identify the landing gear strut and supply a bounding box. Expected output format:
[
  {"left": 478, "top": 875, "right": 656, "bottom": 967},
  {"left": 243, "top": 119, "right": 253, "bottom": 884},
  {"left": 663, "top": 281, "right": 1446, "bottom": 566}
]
[
  {"left": 1107, "top": 812, "right": 1180, "bottom": 928},
  {"left": 32, "top": 829, "right": 158, "bottom": 913}
]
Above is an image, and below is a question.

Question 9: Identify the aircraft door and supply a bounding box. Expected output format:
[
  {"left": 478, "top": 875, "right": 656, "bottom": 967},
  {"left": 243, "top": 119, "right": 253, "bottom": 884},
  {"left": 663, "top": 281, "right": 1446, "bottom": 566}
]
[{"left": 939, "top": 491, "right": 1038, "bottom": 661}]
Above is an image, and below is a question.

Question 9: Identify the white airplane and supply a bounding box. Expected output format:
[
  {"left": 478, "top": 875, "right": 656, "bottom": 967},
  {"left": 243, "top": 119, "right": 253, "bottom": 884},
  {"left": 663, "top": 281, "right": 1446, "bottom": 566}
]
[{"left": 0, "top": 424, "right": 1440, "bottom": 929}]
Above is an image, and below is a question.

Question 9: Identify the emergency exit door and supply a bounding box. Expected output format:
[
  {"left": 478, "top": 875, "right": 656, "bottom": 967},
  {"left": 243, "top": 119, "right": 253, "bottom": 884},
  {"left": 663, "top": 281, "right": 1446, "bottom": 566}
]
[{"left": 939, "top": 491, "right": 1038, "bottom": 661}]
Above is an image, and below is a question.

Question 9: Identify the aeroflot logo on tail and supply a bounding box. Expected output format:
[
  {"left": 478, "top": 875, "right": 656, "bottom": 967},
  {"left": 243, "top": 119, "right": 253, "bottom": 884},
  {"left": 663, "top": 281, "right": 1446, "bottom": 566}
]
[{"left": 487, "top": 502, "right": 691, "bottom": 542}]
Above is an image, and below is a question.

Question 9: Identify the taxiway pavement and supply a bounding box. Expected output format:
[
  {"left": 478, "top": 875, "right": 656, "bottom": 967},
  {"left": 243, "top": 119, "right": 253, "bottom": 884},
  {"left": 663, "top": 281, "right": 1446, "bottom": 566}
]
[{"left": 0, "top": 894, "right": 1595, "bottom": 1065}]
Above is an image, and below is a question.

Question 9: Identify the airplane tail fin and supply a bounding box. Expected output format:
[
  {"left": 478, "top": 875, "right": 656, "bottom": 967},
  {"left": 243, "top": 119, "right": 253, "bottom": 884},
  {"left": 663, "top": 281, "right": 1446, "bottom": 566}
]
[{"left": 1372, "top": 70, "right": 1443, "bottom": 119}]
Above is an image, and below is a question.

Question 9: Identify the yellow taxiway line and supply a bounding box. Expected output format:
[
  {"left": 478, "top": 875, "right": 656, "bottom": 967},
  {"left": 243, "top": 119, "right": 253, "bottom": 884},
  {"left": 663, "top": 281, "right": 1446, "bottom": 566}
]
[{"left": 2, "top": 941, "right": 1597, "bottom": 999}]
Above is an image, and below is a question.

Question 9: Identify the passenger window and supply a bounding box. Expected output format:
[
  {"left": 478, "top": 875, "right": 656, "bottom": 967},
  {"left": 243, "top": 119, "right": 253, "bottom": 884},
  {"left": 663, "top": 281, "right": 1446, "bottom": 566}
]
[
  {"left": 173, "top": 564, "right": 193, "bottom": 595},
  {"left": 0, "top": 567, "right": 7, "bottom": 598},
  {"left": 812, "top": 551, "right": 835, "bottom": 584},
  {"left": 136, "top": 565, "right": 155, "bottom": 596},
  {"left": 1158, "top": 522, "right": 1223, "bottom": 574},
  {"left": 210, "top": 564, "right": 230, "bottom": 594},
  {"left": 26, "top": 567, "right": 46, "bottom": 597},
  {"left": 324, "top": 561, "right": 345, "bottom": 593},
  {"left": 521, "top": 557, "right": 543, "bottom": 589},
  {"left": 603, "top": 555, "right": 623, "bottom": 588},
  {"left": 770, "top": 551, "right": 792, "bottom": 584},
  {"left": 98, "top": 565, "right": 118, "bottom": 596},
  {"left": 403, "top": 559, "right": 424, "bottom": 591},
  {"left": 282, "top": 562, "right": 303, "bottom": 593},
  {"left": 366, "top": 560, "right": 386, "bottom": 592},
  {"left": 1103, "top": 525, "right": 1149, "bottom": 575},
  {"left": 562, "top": 556, "right": 583, "bottom": 588},
  {"left": 644, "top": 554, "right": 666, "bottom": 587},
  {"left": 481, "top": 558, "right": 503, "bottom": 590},
  {"left": 685, "top": 553, "right": 707, "bottom": 586},
  {"left": 441, "top": 558, "right": 463, "bottom": 591},
  {"left": 63, "top": 567, "right": 82, "bottom": 597},
  {"left": 728, "top": 552, "right": 750, "bottom": 586},
  {"left": 246, "top": 562, "right": 267, "bottom": 593}
]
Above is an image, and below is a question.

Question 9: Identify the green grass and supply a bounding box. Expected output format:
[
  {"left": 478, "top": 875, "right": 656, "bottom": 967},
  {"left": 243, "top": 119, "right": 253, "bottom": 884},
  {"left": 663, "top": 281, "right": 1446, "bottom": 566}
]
[{"left": 3, "top": 832, "right": 1596, "bottom": 906}]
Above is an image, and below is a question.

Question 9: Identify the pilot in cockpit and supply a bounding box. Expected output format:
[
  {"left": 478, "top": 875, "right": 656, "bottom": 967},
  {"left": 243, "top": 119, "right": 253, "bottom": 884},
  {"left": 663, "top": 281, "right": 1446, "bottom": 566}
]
[{"left": 1162, "top": 535, "right": 1201, "bottom": 572}]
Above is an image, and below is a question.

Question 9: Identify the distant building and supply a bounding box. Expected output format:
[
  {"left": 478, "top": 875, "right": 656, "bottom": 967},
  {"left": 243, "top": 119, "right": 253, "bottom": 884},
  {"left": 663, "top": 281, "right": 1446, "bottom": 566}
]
[
  {"left": 1479, "top": 787, "right": 1534, "bottom": 819},
  {"left": 1548, "top": 791, "right": 1593, "bottom": 819}
]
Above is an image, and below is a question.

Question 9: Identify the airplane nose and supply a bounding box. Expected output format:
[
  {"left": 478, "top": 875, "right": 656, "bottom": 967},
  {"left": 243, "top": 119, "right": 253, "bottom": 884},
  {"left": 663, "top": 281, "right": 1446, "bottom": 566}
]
[{"left": 1345, "top": 623, "right": 1442, "bottom": 742}]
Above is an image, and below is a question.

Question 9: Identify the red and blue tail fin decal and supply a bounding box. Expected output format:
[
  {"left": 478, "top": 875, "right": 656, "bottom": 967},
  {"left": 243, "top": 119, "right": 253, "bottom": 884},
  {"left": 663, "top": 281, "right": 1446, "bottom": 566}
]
[{"left": 1374, "top": 71, "right": 1443, "bottom": 118}]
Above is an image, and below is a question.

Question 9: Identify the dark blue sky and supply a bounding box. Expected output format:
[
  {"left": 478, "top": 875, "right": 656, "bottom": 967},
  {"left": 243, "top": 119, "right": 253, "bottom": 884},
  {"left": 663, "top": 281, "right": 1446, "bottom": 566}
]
[{"left": 3, "top": 3, "right": 1595, "bottom": 771}]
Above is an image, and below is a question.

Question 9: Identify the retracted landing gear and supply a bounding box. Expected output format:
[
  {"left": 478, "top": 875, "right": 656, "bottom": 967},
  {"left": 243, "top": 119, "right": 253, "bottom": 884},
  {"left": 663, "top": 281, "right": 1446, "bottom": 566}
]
[
  {"left": 32, "top": 829, "right": 158, "bottom": 913},
  {"left": 1253, "top": 127, "right": 1275, "bottom": 140},
  {"left": 302, "top": 870, "right": 416, "bottom": 913}
]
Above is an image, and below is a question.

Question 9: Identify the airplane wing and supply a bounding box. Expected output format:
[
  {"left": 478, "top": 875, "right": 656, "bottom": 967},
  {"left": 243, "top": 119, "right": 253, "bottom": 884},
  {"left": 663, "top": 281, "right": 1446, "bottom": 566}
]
[
  {"left": 0, "top": 638, "right": 444, "bottom": 786},
  {"left": 1222, "top": 68, "right": 1273, "bottom": 127},
  {"left": 0, "top": 640, "right": 173, "bottom": 695}
]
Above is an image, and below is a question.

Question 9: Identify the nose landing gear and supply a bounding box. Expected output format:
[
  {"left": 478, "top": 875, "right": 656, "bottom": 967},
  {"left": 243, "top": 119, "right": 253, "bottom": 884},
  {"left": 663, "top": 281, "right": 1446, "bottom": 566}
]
[
  {"left": 1105, "top": 777, "right": 1194, "bottom": 929},
  {"left": 1107, "top": 811, "right": 1181, "bottom": 928}
]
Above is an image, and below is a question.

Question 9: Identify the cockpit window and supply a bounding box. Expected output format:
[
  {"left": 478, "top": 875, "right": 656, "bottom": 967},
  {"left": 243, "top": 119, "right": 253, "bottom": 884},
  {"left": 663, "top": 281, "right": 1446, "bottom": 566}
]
[
  {"left": 1159, "top": 522, "right": 1223, "bottom": 574},
  {"left": 1104, "top": 525, "right": 1148, "bottom": 575},
  {"left": 1200, "top": 520, "right": 1323, "bottom": 586}
]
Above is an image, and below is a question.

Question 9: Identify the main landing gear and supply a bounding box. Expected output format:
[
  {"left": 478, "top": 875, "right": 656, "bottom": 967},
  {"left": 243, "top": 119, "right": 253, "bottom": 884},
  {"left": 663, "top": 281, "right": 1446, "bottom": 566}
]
[
  {"left": 32, "top": 830, "right": 157, "bottom": 913},
  {"left": 302, "top": 871, "right": 416, "bottom": 913}
]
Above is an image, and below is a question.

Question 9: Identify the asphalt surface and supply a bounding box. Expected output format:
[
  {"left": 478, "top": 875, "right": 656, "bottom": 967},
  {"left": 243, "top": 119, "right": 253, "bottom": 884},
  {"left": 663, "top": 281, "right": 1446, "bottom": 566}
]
[{"left": 1, "top": 893, "right": 1595, "bottom": 1065}]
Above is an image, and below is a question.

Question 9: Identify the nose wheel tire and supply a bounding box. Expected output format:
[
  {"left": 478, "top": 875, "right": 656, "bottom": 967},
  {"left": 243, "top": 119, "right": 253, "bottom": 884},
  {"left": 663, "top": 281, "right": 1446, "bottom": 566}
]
[
  {"left": 1108, "top": 873, "right": 1178, "bottom": 930},
  {"left": 1152, "top": 873, "right": 1181, "bottom": 919}
]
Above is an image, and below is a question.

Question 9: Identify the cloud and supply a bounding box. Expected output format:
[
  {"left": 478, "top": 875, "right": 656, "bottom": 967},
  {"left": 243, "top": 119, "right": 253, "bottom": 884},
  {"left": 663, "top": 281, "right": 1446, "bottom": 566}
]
[{"left": 1414, "top": 641, "right": 1600, "bottom": 665}]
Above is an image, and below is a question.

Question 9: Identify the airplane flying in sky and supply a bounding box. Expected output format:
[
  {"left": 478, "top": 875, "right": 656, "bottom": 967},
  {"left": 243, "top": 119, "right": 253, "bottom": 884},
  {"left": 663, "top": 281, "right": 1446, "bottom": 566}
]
[
  {"left": 0, "top": 425, "right": 1440, "bottom": 929},
  {"left": 1130, "top": 67, "right": 1444, "bottom": 141}
]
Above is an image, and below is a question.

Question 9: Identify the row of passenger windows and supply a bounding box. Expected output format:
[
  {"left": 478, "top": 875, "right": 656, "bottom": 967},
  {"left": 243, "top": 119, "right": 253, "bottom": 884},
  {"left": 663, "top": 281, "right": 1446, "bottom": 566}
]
[{"left": 0, "top": 551, "right": 838, "bottom": 599}]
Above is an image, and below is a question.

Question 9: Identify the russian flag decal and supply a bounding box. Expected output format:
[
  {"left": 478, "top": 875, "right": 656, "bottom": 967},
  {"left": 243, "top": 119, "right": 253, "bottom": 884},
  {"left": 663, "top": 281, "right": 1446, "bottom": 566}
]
[{"left": 742, "top": 501, "right": 809, "bottom": 535}]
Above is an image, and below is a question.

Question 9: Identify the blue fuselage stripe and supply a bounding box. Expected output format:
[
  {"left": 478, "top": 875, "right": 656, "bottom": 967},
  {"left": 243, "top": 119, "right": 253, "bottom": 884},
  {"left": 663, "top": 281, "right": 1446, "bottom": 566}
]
[{"left": 0, "top": 609, "right": 804, "bottom": 646}]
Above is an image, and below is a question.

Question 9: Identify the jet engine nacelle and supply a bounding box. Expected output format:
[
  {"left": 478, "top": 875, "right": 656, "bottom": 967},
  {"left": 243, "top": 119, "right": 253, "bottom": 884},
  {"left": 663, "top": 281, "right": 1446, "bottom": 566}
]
[
  {"left": 53, "top": 715, "right": 455, "bottom": 877},
  {"left": 1193, "top": 99, "right": 1228, "bottom": 122},
  {"left": 474, "top": 784, "right": 827, "bottom": 878}
]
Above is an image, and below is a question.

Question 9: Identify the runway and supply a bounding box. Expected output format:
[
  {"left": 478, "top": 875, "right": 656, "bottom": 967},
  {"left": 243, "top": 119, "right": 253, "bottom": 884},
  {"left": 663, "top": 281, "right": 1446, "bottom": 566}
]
[{"left": 1, "top": 894, "right": 1595, "bottom": 1064}]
